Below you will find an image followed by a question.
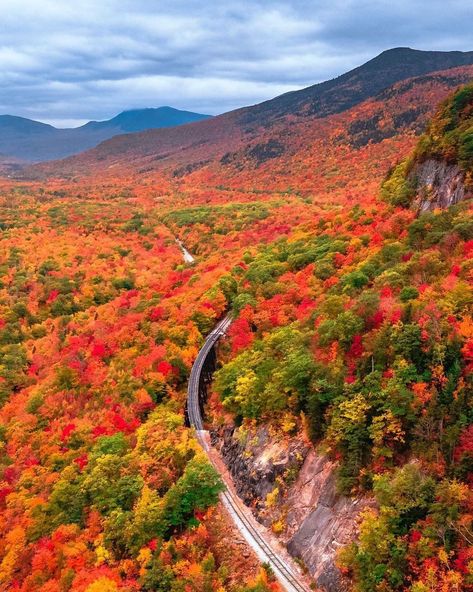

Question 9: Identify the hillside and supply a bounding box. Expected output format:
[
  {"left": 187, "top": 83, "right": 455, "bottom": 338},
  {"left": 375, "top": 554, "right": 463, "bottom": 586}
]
[
  {"left": 1, "top": 49, "right": 473, "bottom": 592},
  {"left": 240, "top": 47, "right": 473, "bottom": 122},
  {"left": 0, "top": 107, "right": 211, "bottom": 163},
  {"left": 382, "top": 84, "right": 473, "bottom": 210},
  {"left": 26, "top": 47, "right": 473, "bottom": 182}
]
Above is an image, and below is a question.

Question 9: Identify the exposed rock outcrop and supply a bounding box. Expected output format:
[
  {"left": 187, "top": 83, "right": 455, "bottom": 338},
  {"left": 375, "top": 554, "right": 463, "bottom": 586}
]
[
  {"left": 212, "top": 425, "right": 373, "bottom": 592},
  {"left": 382, "top": 84, "right": 473, "bottom": 212},
  {"left": 410, "top": 158, "right": 466, "bottom": 211},
  {"left": 284, "top": 451, "right": 373, "bottom": 591},
  {"left": 211, "top": 425, "right": 309, "bottom": 519}
]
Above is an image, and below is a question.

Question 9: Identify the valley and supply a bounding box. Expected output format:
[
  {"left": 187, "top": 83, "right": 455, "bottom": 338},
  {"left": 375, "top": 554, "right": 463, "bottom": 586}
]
[{"left": 0, "top": 47, "right": 472, "bottom": 592}]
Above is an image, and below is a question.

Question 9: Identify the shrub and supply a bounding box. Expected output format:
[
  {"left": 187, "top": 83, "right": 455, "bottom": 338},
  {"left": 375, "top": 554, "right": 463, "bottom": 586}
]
[{"left": 400, "top": 286, "right": 419, "bottom": 302}]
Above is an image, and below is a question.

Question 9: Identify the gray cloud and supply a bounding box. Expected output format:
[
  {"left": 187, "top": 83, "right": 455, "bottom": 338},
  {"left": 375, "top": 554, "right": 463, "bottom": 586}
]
[{"left": 1, "top": 0, "right": 472, "bottom": 126}]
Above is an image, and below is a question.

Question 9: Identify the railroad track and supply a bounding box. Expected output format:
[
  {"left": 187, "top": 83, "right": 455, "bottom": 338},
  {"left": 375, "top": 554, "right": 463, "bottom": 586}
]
[{"left": 187, "top": 314, "right": 309, "bottom": 592}]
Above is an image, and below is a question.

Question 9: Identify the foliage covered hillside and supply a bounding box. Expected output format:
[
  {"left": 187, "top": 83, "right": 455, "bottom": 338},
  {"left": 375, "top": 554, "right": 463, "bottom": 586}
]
[
  {"left": 209, "top": 89, "right": 473, "bottom": 590},
  {"left": 383, "top": 83, "right": 473, "bottom": 208},
  {"left": 0, "top": 186, "right": 276, "bottom": 591},
  {"left": 2, "top": 63, "right": 473, "bottom": 592},
  {"left": 413, "top": 85, "right": 473, "bottom": 172}
]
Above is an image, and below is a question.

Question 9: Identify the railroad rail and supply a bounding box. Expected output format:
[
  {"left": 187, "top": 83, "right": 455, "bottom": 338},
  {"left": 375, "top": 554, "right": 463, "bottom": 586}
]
[{"left": 186, "top": 314, "right": 309, "bottom": 592}]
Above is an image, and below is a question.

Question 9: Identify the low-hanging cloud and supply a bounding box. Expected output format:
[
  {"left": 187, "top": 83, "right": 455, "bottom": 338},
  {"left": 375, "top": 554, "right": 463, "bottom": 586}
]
[{"left": 1, "top": 0, "right": 472, "bottom": 126}]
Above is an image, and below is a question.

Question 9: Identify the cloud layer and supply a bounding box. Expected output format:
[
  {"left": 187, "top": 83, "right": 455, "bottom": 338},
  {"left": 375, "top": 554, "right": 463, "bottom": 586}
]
[{"left": 1, "top": 0, "right": 472, "bottom": 126}]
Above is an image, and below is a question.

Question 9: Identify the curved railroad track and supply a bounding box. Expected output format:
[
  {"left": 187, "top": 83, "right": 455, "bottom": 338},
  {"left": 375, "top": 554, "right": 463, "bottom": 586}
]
[{"left": 187, "top": 314, "right": 309, "bottom": 592}]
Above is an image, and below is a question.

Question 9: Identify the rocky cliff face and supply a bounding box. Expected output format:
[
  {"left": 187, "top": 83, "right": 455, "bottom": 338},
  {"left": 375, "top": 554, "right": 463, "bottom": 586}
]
[
  {"left": 211, "top": 425, "right": 309, "bottom": 518},
  {"left": 381, "top": 84, "right": 473, "bottom": 211},
  {"left": 410, "top": 158, "right": 467, "bottom": 211},
  {"left": 284, "top": 451, "right": 373, "bottom": 591},
  {"left": 211, "top": 425, "right": 373, "bottom": 592}
]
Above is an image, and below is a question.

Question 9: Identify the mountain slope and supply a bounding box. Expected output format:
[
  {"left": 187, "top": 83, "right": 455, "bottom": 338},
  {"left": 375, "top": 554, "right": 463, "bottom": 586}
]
[
  {"left": 29, "top": 52, "right": 473, "bottom": 188},
  {"left": 0, "top": 107, "right": 211, "bottom": 163},
  {"left": 382, "top": 83, "right": 473, "bottom": 210},
  {"left": 242, "top": 47, "right": 473, "bottom": 123}
]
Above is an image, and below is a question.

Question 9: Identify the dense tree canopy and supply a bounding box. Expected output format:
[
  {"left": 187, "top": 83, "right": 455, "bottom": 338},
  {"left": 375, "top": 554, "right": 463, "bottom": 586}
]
[{"left": 0, "top": 78, "right": 472, "bottom": 592}]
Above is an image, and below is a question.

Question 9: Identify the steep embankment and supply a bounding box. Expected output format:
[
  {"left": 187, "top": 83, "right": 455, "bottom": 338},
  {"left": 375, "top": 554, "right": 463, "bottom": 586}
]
[
  {"left": 212, "top": 425, "right": 373, "bottom": 592},
  {"left": 207, "top": 84, "right": 473, "bottom": 592},
  {"left": 187, "top": 316, "right": 310, "bottom": 592},
  {"left": 382, "top": 84, "right": 473, "bottom": 210}
]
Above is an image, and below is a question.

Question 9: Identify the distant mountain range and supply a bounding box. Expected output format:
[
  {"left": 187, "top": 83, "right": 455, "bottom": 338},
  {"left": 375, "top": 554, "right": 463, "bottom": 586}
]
[{"left": 0, "top": 107, "right": 211, "bottom": 162}]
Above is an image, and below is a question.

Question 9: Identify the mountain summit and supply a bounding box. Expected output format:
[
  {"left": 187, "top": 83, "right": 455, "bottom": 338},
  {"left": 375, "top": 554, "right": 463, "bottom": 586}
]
[
  {"left": 81, "top": 107, "right": 210, "bottom": 133},
  {"left": 242, "top": 47, "right": 473, "bottom": 123}
]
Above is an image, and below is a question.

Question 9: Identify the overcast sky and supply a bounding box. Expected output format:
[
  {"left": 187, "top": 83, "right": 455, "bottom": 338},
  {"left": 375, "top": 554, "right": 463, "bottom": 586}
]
[{"left": 1, "top": 0, "right": 472, "bottom": 127}]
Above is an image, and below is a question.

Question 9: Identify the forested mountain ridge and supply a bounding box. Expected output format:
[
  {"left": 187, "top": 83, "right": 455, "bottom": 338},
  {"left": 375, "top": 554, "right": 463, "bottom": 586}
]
[{"left": 26, "top": 62, "right": 473, "bottom": 190}]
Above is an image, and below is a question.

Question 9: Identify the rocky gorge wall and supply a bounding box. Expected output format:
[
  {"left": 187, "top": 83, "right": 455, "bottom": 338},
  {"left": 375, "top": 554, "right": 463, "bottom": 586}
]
[
  {"left": 410, "top": 158, "right": 467, "bottom": 211},
  {"left": 211, "top": 425, "right": 373, "bottom": 592}
]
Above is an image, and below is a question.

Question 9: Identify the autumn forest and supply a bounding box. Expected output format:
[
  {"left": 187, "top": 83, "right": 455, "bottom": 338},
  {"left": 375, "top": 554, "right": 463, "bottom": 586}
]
[{"left": 0, "top": 40, "right": 473, "bottom": 592}]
